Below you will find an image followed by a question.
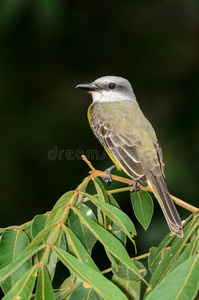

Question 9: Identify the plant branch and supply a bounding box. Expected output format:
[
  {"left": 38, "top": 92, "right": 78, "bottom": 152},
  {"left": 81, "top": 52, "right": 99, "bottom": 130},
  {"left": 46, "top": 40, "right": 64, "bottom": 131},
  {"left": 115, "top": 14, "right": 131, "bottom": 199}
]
[{"left": 82, "top": 155, "right": 199, "bottom": 213}]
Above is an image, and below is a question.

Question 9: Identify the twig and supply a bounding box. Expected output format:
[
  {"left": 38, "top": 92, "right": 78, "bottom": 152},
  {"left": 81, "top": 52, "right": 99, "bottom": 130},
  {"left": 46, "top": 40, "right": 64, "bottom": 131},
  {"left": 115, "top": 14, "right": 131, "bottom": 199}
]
[
  {"left": 169, "top": 195, "right": 198, "bottom": 213},
  {"left": 82, "top": 155, "right": 199, "bottom": 213},
  {"left": 82, "top": 155, "right": 95, "bottom": 171}
]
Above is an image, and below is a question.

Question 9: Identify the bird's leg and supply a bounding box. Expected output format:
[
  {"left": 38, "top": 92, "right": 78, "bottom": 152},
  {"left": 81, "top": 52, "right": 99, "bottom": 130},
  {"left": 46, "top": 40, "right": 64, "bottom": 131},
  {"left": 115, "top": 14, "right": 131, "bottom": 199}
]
[
  {"left": 134, "top": 181, "right": 140, "bottom": 192},
  {"left": 129, "top": 181, "right": 140, "bottom": 192},
  {"left": 102, "top": 165, "right": 116, "bottom": 185}
]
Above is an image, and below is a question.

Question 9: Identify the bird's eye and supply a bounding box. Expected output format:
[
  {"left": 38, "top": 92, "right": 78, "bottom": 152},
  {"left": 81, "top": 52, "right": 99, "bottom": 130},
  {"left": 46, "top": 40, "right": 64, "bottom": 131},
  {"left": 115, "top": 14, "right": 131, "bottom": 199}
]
[{"left": 108, "top": 83, "right": 115, "bottom": 89}]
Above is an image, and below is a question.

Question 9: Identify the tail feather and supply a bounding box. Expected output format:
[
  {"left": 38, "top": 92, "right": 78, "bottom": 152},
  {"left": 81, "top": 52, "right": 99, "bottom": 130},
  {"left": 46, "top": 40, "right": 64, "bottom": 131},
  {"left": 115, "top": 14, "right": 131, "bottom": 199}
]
[{"left": 147, "top": 172, "right": 183, "bottom": 238}]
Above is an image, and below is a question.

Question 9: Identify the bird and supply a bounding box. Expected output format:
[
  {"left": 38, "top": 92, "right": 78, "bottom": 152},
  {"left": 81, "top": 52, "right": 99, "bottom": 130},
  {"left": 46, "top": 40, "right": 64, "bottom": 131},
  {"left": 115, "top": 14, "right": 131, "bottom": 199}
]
[{"left": 76, "top": 76, "right": 183, "bottom": 238}]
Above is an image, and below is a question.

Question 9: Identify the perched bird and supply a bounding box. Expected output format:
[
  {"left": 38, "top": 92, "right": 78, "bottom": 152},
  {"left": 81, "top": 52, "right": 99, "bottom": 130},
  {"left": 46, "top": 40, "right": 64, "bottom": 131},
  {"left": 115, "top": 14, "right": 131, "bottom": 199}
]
[{"left": 76, "top": 76, "right": 183, "bottom": 237}]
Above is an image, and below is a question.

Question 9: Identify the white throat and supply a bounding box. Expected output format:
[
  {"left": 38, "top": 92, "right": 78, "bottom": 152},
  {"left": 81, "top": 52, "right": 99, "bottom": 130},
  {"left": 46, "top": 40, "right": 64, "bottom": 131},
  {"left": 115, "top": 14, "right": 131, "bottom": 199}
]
[{"left": 90, "top": 90, "right": 137, "bottom": 103}]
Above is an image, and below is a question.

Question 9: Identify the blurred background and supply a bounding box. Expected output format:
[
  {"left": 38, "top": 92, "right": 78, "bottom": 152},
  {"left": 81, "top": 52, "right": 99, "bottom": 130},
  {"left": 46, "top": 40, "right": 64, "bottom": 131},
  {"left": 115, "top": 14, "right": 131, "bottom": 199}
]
[{"left": 0, "top": 0, "right": 198, "bottom": 272}]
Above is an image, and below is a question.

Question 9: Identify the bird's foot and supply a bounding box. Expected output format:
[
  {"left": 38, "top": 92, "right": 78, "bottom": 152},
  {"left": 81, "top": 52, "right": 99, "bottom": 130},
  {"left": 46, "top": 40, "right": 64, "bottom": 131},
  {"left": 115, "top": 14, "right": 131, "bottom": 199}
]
[
  {"left": 102, "top": 165, "right": 116, "bottom": 185},
  {"left": 129, "top": 181, "right": 140, "bottom": 192}
]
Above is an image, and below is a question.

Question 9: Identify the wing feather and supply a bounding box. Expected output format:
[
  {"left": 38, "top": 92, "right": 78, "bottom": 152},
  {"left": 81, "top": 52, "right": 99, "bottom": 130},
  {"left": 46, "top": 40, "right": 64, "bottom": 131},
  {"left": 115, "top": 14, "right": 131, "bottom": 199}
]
[
  {"left": 113, "top": 145, "right": 147, "bottom": 182},
  {"left": 91, "top": 112, "right": 148, "bottom": 186}
]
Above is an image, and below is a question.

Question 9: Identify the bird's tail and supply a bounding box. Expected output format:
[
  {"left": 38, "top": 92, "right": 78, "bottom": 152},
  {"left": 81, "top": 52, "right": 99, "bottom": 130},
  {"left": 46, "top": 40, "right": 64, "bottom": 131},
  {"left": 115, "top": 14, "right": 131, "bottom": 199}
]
[{"left": 147, "top": 172, "right": 183, "bottom": 238}]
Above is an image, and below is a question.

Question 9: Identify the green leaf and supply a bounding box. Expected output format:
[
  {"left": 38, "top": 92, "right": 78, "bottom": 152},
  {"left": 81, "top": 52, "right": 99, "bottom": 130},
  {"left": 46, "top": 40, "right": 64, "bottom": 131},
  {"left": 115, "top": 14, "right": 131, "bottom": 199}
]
[
  {"left": 92, "top": 177, "right": 109, "bottom": 203},
  {"left": 2, "top": 265, "right": 38, "bottom": 300},
  {"left": 69, "top": 282, "right": 101, "bottom": 300},
  {"left": 69, "top": 209, "right": 97, "bottom": 254},
  {"left": 112, "top": 275, "right": 141, "bottom": 300},
  {"left": 35, "top": 265, "right": 55, "bottom": 300},
  {"left": 170, "top": 235, "right": 199, "bottom": 272},
  {"left": 130, "top": 190, "right": 153, "bottom": 230},
  {"left": 108, "top": 193, "right": 127, "bottom": 245},
  {"left": 32, "top": 215, "right": 48, "bottom": 239},
  {"left": 24, "top": 225, "right": 33, "bottom": 242},
  {"left": 97, "top": 206, "right": 105, "bottom": 227},
  {"left": 54, "top": 276, "right": 79, "bottom": 299},
  {"left": 148, "top": 246, "right": 168, "bottom": 275},
  {"left": 46, "top": 228, "right": 67, "bottom": 281},
  {"left": 60, "top": 275, "right": 80, "bottom": 289},
  {"left": 82, "top": 192, "right": 136, "bottom": 243},
  {"left": 31, "top": 214, "right": 48, "bottom": 262},
  {"left": 72, "top": 208, "right": 146, "bottom": 284},
  {"left": 0, "top": 230, "right": 30, "bottom": 268},
  {"left": 46, "top": 250, "right": 58, "bottom": 281},
  {"left": 105, "top": 250, "right": 120, "bottom": 272},
  {"left": 41, "top": 226, "right": 61, "bottom": 267},
  {"left": 146, "top": 254, "right": 199, "bottom": 300},
  {"left": 0, "top": 245, "right": 44, "bottom": 284},
  {"left": 0, "top": 228, "right": 6, "bottom": 234},
  {"left": 59, "top": 230, "right": 67, "bottom": 251},
  {"left": 112, "top": 261, "right": 147, "bottom": 281},
  {"left": 0, "top": 230, "right": 31, "bottom": 293},
  {"left": 148, "top": 233, "right": 175, "bottom": 274},
  {"left": 145, "top": 219, "right": 198, "bottom": 298},
  {"left": 63, "top": 226, "right": 99, "bottom": 272},
  {"left": 80, "top": 204, "right": 97, "bottom": 222},
  {"left": 92, "top": 177, "right": 110, "bottom": 228},
  {"left": 111, "top": 222, "right": 126, "bottom": 246},
  {"left": 23, "top": 224, "right": 55, "bottom": 254},
  {"left": 148, "top": 222, "right": 191, "bottom": 275},
  {"left": 53, "top": 246, "right": 128, "bottom": 300},
  {"left": 46, "top": 191, "right": 74, "bottom": 226},
  {"left": 107, "top": 193, "right": 121, "bottom": 208}
]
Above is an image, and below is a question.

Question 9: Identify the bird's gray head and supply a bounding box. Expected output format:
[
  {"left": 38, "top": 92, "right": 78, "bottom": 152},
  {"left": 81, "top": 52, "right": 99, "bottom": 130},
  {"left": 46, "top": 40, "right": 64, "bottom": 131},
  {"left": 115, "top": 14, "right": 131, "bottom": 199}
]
[{"left": 76, "top": 76, "right": 137, "bottom": 103}]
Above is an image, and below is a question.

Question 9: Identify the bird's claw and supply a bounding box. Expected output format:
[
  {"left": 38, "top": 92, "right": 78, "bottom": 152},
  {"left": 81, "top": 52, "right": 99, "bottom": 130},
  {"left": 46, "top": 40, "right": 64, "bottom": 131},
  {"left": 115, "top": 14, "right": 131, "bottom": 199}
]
[
  {"left": 129, "top": 181, "right": 140, "bottom": 192},
  {"left": 102, "top": 165, "right": 116, "bottom": 185}
]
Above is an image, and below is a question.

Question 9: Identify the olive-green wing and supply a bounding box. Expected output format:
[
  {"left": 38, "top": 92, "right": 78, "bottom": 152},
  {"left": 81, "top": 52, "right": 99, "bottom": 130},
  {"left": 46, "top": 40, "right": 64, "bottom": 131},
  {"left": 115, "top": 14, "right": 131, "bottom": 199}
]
[{"left": 91, "top": 112, "right": 148, "bottom": 187}]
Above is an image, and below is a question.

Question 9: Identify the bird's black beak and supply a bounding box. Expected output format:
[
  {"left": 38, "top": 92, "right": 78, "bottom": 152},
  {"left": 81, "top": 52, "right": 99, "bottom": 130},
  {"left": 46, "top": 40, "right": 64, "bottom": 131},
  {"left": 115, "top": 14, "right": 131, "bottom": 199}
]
[{"left": 75, "top": 82, "right": 99, "bottom": 92}]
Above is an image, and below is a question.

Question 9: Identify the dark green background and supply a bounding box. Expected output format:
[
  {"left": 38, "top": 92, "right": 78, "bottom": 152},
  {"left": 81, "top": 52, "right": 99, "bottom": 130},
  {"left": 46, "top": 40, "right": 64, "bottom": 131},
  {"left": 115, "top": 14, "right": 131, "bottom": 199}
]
[{"left": 0, "top": 0, "right": 198, "bottom": 258}]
